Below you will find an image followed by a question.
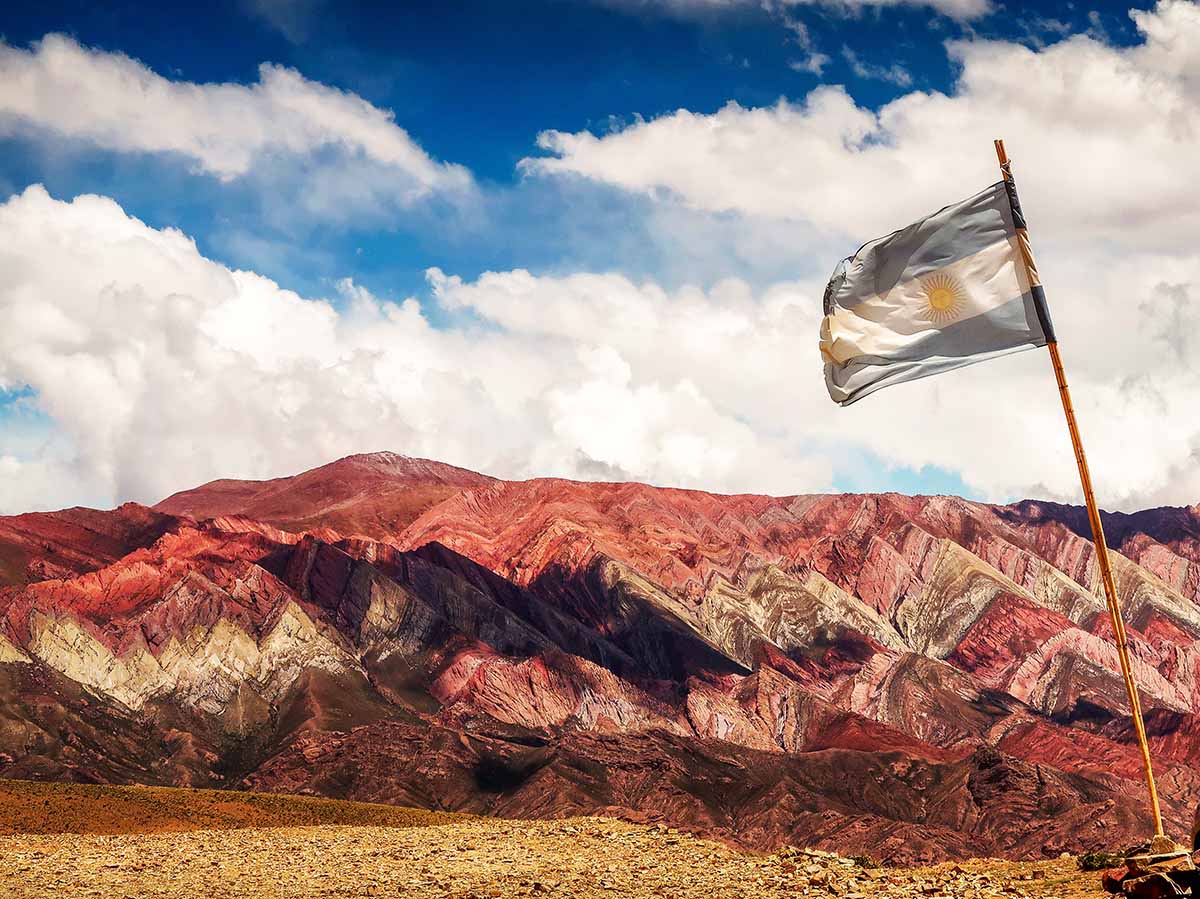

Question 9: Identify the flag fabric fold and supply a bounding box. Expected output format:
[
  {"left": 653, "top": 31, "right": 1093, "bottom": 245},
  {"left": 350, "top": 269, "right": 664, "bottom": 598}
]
[{"left": 819, "top": 181, "right": 1054, "bottom": 406}]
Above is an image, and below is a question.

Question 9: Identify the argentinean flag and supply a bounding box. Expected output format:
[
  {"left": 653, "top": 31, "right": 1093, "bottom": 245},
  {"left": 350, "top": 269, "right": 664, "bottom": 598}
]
[{"left": 819, "top": 180, "right": 1056, "bottom": 406}]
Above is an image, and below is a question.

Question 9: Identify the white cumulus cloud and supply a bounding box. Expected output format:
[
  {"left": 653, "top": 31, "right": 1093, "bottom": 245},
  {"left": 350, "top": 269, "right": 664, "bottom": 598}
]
[
  {"left": 2, "top": 182, "right": 1197, "bottom": 515},
  {"left": 525, "top": 2, "right": 1200, "bottom": 249},
  {"left": 0, "top": 34, "right": 472, "bottom": 222},
  {"left": 0, "top": 186, "right": 830, "bottom": 512}
]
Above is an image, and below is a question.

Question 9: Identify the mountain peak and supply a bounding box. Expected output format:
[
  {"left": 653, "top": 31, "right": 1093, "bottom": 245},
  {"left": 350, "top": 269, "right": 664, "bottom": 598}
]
[
  {"left": 318, "top": 451, "right": 491, "bottom": 482},
  {"left": 155, "top": 451, "right": 493, "bottom": 539}
]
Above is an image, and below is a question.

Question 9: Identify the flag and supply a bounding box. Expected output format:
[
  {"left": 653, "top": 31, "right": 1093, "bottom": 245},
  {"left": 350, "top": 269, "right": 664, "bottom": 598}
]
[{"left": 819, "top": 180, "right": 1056, "bottom": 406}]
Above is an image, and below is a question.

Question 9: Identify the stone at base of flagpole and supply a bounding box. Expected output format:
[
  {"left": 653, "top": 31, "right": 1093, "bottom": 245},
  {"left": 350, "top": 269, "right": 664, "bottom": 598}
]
[
  {"left": 1122, "top": 872, "right": 1186, "bottom": 898},
  {"left": 1150, "top": 836, "right": 1188, "bottom": 857},
  {"left": 1103, "top": 840, "right": 1196, "bottom": 897},
  {"left": 1125, "top": 849, "right": 1192, "bottom": 876}
]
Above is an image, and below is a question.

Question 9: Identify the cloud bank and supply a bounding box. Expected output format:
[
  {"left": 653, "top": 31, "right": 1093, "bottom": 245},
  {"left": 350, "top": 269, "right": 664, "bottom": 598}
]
[
  {"left": 4, "top": 4, "right": 1200, "bottom": 514},
  {"left": 3, "top": 176, "right": 1198, "bottom": 515},
  {"left": 0, "top": 186, "right": 829, "bottom": 511}
]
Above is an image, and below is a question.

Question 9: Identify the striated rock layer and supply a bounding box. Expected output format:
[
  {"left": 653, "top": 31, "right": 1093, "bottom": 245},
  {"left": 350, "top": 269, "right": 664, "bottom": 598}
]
[{"left": 2, "top": 452, "right": 1200, "bottom": 862}]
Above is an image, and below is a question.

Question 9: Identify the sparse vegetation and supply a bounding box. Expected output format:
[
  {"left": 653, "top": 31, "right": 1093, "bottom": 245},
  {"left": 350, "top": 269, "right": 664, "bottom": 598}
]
[{"left": 1077, "top": 850, "right": 1124, "bottom": 871}]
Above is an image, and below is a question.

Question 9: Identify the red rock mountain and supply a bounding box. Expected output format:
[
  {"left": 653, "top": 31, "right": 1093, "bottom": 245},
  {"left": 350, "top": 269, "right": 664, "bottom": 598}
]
[
  {"left": 155, "top": 451, "right": 494, "bottom": 537},
  {"left": 2, "top": 451, "right": 1199, "bottom": 863}
]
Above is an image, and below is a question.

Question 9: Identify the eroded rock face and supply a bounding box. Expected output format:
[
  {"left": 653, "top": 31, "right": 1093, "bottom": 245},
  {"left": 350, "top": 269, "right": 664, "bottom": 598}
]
[
  {"left": 1, "top": 452, "right": 1199, "bottom": 861},
  {"left": 0, "top": 503, "right": 182, "bottom": 587}
]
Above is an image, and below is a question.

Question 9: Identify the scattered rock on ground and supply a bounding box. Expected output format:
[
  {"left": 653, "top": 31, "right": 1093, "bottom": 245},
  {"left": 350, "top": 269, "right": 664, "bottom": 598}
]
[{"left": 0, "top": 816, "right": 1109, "bottom": 898}]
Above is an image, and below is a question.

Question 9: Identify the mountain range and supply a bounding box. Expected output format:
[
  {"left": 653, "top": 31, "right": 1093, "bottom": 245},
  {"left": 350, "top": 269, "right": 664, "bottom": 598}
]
[{"left": 2, "top": 451, "right": 1199, "bottom": 864}]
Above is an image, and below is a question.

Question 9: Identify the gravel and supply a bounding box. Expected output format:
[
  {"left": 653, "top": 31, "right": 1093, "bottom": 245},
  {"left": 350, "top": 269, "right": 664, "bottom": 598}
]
[{"left": 0, "top": 816, "right": 1107, "bottom": 898}]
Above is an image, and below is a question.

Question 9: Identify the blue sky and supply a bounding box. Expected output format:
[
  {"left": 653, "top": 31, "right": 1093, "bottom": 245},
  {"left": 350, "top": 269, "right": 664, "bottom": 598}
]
[
  {"left": 0, "top": 0, "right": 1148, "bottom": 298},
  {"left": 1, "top": 0, "right": 1195, "bottom": 512}
]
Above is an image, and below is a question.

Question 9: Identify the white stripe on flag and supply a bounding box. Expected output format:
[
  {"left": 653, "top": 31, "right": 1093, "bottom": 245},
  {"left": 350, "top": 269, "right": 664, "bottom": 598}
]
[{"left": 821, "top": 234, "right": 1032, "bottom": 364}]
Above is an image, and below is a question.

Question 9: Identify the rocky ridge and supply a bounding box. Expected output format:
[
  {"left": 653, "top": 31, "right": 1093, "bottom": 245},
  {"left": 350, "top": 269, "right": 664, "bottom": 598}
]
[{"left": 0, "top": 453, "right": 1198, "bottom": 862}]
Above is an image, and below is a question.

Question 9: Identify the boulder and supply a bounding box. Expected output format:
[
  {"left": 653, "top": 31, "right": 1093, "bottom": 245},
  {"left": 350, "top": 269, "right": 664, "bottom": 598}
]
[
  {"left": 1102, "top": 867, "right": 1130, "bottom": 894},
  {"left": 1124, "top": 872, "right": 1185, "bottom": 898}
]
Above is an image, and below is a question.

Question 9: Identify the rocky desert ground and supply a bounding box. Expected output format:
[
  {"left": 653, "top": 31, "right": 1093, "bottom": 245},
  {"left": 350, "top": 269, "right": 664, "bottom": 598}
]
[{"left": 0, "top": 781, "right": 1107, "bottom": 899}]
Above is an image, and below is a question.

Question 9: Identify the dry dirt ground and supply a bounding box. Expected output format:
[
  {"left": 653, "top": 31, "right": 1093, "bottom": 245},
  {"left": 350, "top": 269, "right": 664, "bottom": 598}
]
[
  {"left": 0, "top": 779, "right": 469, "bottom": 834},
  {"left": 0, "top": 781, "right": 1108, "bottom": 899}
]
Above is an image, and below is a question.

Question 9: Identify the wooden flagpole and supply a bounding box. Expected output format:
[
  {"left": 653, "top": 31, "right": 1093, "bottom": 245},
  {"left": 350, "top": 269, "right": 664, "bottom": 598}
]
[{"left": 994, "top": 139, "right": 1166, "bottom": 839}]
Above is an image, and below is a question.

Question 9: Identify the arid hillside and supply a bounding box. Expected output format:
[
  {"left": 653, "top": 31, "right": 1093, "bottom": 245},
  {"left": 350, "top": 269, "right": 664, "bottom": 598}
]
[{"left": 1, "top": 451, "right": 1198, "bottom": 862}]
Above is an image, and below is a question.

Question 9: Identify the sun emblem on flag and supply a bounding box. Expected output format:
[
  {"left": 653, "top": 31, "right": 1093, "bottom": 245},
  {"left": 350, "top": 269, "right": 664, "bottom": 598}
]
[{"left": 919, "top": 273, "right": 967, "bottom": 324}]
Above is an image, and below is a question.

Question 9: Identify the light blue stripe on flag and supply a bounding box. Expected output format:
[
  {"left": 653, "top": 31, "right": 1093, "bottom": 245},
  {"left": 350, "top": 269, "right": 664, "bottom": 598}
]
[{"left": 820, "top": 182, "right": 1051, "bottom": 406}]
